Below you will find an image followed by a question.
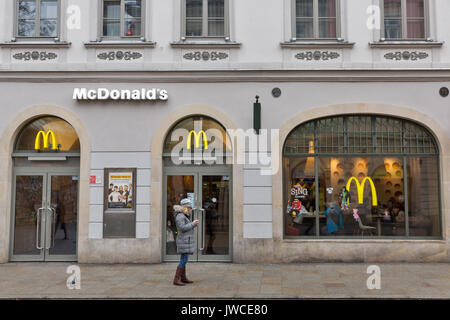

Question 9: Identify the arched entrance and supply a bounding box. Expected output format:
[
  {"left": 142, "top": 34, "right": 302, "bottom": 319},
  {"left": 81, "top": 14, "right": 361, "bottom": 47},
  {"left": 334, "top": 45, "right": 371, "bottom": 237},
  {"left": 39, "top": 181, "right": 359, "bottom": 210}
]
[
  {"left": 162, "top": 115, "right": 233, "bottom": 262},
  {"left": 10, "top": 116, "right": 80, "bottom": 261}
]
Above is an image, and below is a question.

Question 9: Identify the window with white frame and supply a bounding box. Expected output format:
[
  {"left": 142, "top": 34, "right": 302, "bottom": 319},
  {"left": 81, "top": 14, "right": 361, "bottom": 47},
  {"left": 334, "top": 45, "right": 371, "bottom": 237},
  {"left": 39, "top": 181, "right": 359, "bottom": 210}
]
[
  {"left": 383, "top": 0, "right": 427, "bottom": 40},
  {"left": 294, "top": 0, "right": 339, "bottom": 39},
  {"left": 16, "top": 0, "right": 59, "bottom": 38},
  {"left": 183, "top": 0, "right": 228, "bottom": 38},
  {"left": 102, "top": 0, "right": 143, "bottom": 38}
]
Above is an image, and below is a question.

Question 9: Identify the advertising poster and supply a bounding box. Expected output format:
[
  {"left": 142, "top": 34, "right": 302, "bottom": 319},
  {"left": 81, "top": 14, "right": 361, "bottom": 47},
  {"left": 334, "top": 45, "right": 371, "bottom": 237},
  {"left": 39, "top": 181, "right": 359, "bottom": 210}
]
[{"left": 107, "top": 171, "right": 134, "bottom": 209}]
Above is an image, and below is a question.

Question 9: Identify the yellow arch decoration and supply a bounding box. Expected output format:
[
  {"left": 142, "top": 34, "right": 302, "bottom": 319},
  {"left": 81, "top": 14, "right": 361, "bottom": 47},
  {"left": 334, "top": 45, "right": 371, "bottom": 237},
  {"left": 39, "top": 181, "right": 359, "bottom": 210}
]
[
  {"left": 34, "top": 130, "right": 57, "bottom": 150},
  {"left": 186, "top": 130, "right": 208, "bottom": 150},
  {"left": 346, "top": 177, "right": 378, "bottom": 206}
]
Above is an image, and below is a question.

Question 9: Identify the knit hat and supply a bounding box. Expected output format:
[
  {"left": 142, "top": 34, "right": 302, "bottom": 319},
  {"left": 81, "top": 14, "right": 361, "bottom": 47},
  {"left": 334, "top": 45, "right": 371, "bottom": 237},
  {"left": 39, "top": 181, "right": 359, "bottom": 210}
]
[{"left": 180, "top": 198, "right": 193, "bottom": 208}]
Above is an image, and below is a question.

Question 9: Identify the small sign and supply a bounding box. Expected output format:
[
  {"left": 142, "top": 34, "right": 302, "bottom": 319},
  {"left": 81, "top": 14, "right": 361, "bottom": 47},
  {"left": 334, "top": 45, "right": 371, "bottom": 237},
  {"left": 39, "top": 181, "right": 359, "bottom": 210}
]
[
  {"left": 89, "top": 175, "right": 96, "bottom": 184},
  {"left": 72, "top": 176, "right": 79, "bottom": 181}
]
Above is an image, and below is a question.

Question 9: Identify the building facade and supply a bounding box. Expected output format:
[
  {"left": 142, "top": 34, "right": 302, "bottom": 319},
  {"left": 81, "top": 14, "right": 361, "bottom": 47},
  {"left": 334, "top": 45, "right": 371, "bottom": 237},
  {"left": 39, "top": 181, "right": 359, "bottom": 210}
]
[{"left": 0, "top": 0, "right": 449, "bottom": 264}]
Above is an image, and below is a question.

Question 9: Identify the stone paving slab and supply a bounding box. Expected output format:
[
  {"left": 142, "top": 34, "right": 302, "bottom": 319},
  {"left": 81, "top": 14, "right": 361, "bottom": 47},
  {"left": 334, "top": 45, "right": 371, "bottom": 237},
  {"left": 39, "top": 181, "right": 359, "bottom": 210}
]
[{"left": 0, "top": 263, "right": 449, "bottom": 299}]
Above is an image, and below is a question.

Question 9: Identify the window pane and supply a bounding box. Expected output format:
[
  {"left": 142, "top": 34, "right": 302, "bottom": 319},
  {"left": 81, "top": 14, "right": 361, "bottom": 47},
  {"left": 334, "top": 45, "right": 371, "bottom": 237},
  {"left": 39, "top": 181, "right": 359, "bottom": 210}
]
[
  {"left": 15, "top": 116, "right": 80, "bottom": 152},
  {"left": 186, "top": 19, "right": 202, "bottom": 36},
  {"left": 384, "top": 18, "right": 402, "bottom": 38},
  {"left": 104, "top": 0, "right": 120, "bottom": 19},
  {"left": 40, "top": 0, "right": 57, "bottom": 19},
  {"left": 18, "top": 20, "right": 36, "bottom": 36},
  {"left": 384, "top": 0, "right": 402, "bottom": 17},
  {"left": 208, "top": 0, "right": 224, "bottom": 18},
  {"left": 40, "top": 19, "right": 57, "bottom": 36},
  {"left": 124, "top": 19, "right": 141, "bottom": 36},
  {"left": 186, "top": 0, "right": 202, "bottom": 17},
  {"left": 318, "top": 157, "right": 405, "bottom": 237},
  {"left": 319, "top": 18, "right": 336, "bottom": 38},
  {"left": 18, "top": 0, "right": 36, "bottom": 19},
  {"left": 284, "top": 157, "right": 316, "bottom": 237},
  {"left": 125, "top": 0, "right": 141, "bottom": 18},
  {"left": 103, "top": 20, "right": 120, "bottom": 37},
  {"left": 407, "top": 157, "right": 441, "bottom": 237},
  {"left": 296, "top": 18, "right": 314, "bottom": 38},
  {"left": 318, "top": 0, "right": 336, "bottom": 17},
  {"left": 406, "top": 0, "right": 424, "bottom": 18},
  {"left": 208, "top": 19, "right": 224, "bottom": 36},
  {"left": 296, "top": 0, "right": 313, "bottom": 17},
  {"left": 407, "top": 19, "right": 425, "bottom": 38}
]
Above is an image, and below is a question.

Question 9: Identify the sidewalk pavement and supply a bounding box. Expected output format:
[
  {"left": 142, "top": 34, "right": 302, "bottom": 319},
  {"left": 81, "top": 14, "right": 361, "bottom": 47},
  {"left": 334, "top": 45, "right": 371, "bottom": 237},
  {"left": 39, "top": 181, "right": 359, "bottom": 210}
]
[{"left": 0, "top": 262, "right": 449, "bottom": 299}]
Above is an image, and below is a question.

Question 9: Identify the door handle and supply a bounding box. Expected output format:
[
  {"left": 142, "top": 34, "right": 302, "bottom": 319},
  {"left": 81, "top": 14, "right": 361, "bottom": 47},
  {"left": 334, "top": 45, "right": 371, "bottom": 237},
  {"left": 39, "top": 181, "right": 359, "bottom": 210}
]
[
  {"left": 47, "top": 207, "right": 57, "bottom": 249},
  {"left": 36, "top": 207, "right": 44, "bottom": 250},
  {"left": 199, "top": 208, "right": 206, "bottom": 251}
]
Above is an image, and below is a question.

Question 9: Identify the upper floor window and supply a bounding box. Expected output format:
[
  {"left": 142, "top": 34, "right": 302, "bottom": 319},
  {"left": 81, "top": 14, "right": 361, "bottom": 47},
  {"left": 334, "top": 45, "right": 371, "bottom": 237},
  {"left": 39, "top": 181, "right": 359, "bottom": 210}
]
[
  {"left": 294, "top": 0, "right": 339, "bottom": 39},
  {"left": 383, "top": 0, "right": 427, "bottom": 40},
  {"left": 102, "top": 0, "right": 143, "bottom": 38},
  {"left": 16, "top": 0, "right": 59, "bottom": 38},
  {"left": 183, "top": 0, "right": 229, "bottom": 38}
]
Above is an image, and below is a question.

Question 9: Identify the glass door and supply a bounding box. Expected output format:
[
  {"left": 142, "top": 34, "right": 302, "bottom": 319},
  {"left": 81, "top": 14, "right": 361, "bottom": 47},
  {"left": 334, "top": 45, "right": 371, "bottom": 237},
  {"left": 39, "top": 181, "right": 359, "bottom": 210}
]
[
  {"left": 11, "top": 174, "right": 46, "bottom": 261},
  {"left": 46, "top": 173, "right": 78, "bottom": 261},
  {"left": 163, "top": 169, "right": 232, "bottom": 262},
  {"left": 10, "top": 171, "right": 78, "bottom": 262},
  {"left": 164, "top": 173, "right": 198, "bottom": 261},
  {"left": 197, "top": 173, "right": 231, "bottom": 261}
]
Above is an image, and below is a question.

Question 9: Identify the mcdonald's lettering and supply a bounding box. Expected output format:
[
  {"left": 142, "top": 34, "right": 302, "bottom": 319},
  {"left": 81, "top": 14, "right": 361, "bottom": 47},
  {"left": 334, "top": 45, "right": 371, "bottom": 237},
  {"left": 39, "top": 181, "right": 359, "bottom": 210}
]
[
  {"left": 35, "top": 130, "right": 58, "bottom": 150},
  {"left": 187, "top": 130, "right": 208, "bottom": 150},
  {"left": 346, "top": 177, "right": 378, "bottom": 206}
]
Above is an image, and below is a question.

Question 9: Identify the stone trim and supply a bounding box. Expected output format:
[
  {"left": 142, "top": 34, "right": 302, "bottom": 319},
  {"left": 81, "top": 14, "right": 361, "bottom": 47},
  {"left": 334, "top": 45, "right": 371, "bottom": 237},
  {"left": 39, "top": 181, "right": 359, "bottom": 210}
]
[
  {"left": 170, "top": 41, "right": 241, "bottom": 49},
  {"left": 280, "top": 41, "right": 355, "bottom": 49},
  {"left": 369, "top": 41, "right": 444, "bottom": 48},
  {"left": 84, "top": 41, "right": 156, "bottom": 49},
  {"left": 0, "top": 41, "right": 71, "bottom": 48}
]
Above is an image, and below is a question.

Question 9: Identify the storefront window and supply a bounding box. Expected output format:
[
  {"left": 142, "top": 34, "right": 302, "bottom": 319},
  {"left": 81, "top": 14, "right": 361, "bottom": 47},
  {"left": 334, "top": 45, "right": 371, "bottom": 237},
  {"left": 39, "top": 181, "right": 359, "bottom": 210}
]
[
  {"left": 283, "top": 115, "right": 441, "bottom": 238},
  {"left": 15, "top": 116, "right": 80, "bottom": 152}
]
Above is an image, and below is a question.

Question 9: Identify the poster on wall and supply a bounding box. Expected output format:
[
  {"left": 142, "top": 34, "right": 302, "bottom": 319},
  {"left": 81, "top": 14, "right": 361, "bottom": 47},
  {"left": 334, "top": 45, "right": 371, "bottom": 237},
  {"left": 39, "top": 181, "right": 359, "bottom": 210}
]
[{"left": 105, "top": 168, "right": 136, "bottom": 211}]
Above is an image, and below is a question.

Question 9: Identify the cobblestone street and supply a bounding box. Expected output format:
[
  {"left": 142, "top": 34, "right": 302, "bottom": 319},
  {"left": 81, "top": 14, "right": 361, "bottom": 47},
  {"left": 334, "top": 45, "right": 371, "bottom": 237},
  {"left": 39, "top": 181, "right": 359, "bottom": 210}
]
[{"left": 0, "top": 263, "right": 449, "bottom": 299}]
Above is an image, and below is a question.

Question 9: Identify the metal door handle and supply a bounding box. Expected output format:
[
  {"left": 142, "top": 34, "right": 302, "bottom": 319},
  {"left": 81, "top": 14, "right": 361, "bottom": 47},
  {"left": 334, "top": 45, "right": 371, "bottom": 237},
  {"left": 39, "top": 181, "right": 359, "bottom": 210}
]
[
  {"left": 47, "top": 207, "right": 57, "bottom": 249},
  {"left": 36, "top": 207, "right": 44, "bottom": 250},
  {"left": 199, "top": 208, "right": 206, "bottom": 251}
]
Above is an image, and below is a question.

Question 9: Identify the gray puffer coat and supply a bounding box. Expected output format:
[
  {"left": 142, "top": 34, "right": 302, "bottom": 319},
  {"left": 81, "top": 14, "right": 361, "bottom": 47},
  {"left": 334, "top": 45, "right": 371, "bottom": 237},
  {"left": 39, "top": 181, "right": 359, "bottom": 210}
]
[{"left": 174, "top": 205, "right": 197, "bottom": 254}]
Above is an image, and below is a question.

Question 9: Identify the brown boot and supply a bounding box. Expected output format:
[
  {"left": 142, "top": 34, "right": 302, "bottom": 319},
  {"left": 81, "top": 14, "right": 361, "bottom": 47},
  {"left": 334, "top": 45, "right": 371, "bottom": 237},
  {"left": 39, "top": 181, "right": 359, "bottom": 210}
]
[
  {"left": 180, "top": 267, "right": 193, "bottom": 284},
  {"left": 173, "top": 267, "right": 185, "bottom": 286}
]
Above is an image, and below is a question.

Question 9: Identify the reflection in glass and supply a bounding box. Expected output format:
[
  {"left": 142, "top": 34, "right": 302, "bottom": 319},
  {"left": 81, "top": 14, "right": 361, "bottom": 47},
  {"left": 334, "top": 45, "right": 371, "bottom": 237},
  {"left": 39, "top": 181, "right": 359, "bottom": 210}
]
[
  {"left": 318, "top": 157, "right": 405, "bottom": 237},
  {"left": 18, "top": 0, "right": 36, "bottom": 36},
  {"left": 186, "top": 0, "right": 203, "bottom": 36},
  {"left": 103, "top": 0, "right": 120, "bottom": 36},
  {"left": 49, "top": 176, "right": 78, "bottom": 255},
  {"left": 208, "top": 0, "right": 224, "bottom": 36},
  {"left": 13, "top": 176, "right": 43, "bottom": 255},
  {"left": 202, "top": 176, "right": 229, "bottom": 255},
  {"left": 166, "top": 175, "right": 195, "bottom": 255},
  {"left": 124, "top": 0, "right": 142, "bottom": 36},
  {"left": 407, "top": 157, "right": 440, "bottom": 236},
  {"left": 284, "top": 157, "right": 316, "bottom": 236}
]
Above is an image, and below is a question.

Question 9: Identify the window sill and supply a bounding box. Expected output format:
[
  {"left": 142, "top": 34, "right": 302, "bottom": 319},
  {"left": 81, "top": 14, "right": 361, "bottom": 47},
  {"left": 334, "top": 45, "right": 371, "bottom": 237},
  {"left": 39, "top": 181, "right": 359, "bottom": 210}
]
[
  {"left": 369, "top": 41, "right": 444, "bottom": 48},
  {"left": 0, "top": 41, "right": 71, "bottom": 48},
  {"left": 170, "top": 41, "right": 241, "bottom": 49},
  {"left": 280, "top": 41, "right": 355, "bottom": 49},
  {"left": 84, "top": 40, "right": 156, "bottom": 49}
]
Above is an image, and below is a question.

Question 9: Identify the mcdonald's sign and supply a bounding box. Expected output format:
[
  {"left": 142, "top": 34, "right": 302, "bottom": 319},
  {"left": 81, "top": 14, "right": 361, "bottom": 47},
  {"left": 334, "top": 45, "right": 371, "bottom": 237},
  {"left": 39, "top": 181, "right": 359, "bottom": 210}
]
[
  {"left": 346, "top": 177, "right": 378, "bottom": 206},
  {"left": 186, "top": 130, "right": 208, "bottom": 150},
  {"left": 35, "top": 130, "right": 58, "bottom": 150}
]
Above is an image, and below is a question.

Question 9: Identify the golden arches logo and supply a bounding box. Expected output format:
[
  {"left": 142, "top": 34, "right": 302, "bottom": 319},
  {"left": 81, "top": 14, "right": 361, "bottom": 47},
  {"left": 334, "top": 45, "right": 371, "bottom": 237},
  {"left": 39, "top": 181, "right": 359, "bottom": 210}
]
[
  {"left": 346, "top": 177, "right": 378, "bottom": 206},
  {"left": 186, "top": 130, "right": 208, "bottom": 150},
  {"left": 35, "top": 130, "right": 58, "bottom": 150}
]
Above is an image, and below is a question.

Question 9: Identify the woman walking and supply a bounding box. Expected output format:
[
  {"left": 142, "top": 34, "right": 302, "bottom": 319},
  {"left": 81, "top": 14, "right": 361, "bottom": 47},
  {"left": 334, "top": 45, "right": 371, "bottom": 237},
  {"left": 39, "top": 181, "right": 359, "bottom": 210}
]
[{"left": 173, "top": 198, "right": 199, "bottom": 286}]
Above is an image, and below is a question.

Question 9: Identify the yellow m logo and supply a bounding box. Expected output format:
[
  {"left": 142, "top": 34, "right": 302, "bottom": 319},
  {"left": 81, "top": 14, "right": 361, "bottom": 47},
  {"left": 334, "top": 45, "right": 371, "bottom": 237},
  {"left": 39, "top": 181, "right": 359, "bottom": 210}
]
[
  {"left": 35, "top": 130, "right": 58, "bottom": 150},
  {"left": 346, "top": 177, "right": 378, "bottom": 206},
  {"left": 186, "top": 130, "right": 208, "bottom": 150}
]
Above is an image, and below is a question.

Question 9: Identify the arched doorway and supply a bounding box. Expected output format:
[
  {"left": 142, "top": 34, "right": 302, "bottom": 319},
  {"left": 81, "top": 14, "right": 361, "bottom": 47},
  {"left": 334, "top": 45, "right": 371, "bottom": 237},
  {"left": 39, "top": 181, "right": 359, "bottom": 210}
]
[
  {"left": 162, "top": 115, "right": 232, "bottom": 262},
  {"left": 10, "top": 116, "right": 80, "bottom": 261}
]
